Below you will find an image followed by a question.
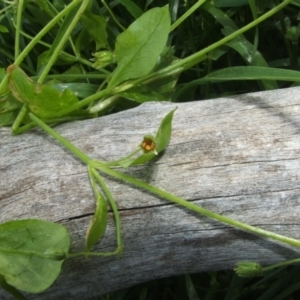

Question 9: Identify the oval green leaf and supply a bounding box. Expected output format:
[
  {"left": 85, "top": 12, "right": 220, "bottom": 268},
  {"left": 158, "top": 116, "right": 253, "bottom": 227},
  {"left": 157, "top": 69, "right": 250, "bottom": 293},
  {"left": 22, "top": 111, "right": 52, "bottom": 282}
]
[
  {"left": 108, "top": 6, "right": 171, "bottom": 88},
  {"left": 85, "top": 192, "right": 108, "bottom": 252},
  {"left": 0, "top": 219, "right": 70, "bottom": 293}
]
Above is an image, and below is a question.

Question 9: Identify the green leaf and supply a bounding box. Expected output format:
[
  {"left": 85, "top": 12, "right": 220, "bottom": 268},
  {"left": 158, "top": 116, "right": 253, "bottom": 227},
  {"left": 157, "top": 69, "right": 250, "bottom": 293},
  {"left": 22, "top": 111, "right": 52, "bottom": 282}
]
[
  {"left": 154, "top": 108, "right": 176, "bottom": 154},
  {"left": 108, "top": 6, "right": 171, "bottom": 88},
  {"left": 203, "top": 66, "right": 300, "bottom": 82},
  {"left": 0, "top": 25, "right": 8, "bottom": 33},
  {"left": 75, "top": 28, "right": 94, "bottom": 54},
  {"left": 80, "top": 12, "right": 108, "bottom": 50},
  {"left": 85, "top": 190, "right": 108, "bottom": 252},
  {"left": 49, "top": 83, "right": 98, "bottom": 99},
  {"left": 118, "top": 0, "right": 144, "bottom": 19},
  {"left": 0, "top": 68, "right": 23, "bottom": 126},
  {"left": 7, "top": 65, "right": 87, "bottom": 119},
  {"left": 0, "top": 95, "right": 23, "bottom": 127},
  {"left": 176, "top": 66, "right": 300, "bottom": 100},
  {"left": 118, "top": 48, "right": 180, "bottom": 102},
  {"left": 0, "top": 219, "right": 70, "bottom": 293}
]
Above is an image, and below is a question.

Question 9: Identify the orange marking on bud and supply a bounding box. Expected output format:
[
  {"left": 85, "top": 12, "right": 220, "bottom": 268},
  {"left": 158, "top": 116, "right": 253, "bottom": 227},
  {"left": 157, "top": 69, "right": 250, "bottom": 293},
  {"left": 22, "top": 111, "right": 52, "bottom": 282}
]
[{"left": 141, "top": 137, "right": 156, "bottom": 152}]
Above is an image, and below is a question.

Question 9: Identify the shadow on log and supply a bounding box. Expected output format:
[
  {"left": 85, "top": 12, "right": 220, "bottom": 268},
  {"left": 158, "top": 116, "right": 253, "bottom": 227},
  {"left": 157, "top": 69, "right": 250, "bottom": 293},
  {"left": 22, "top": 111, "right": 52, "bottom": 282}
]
[{"left": 1, "top": 87, "right": 300, "bottom": 299}]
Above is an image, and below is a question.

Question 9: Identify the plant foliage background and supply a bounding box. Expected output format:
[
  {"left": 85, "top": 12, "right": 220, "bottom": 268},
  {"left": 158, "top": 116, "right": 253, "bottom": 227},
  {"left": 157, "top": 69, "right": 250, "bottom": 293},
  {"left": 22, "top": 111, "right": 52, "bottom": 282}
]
[{"left": 2, "top": 0, "right": 300, "bottom": 299}]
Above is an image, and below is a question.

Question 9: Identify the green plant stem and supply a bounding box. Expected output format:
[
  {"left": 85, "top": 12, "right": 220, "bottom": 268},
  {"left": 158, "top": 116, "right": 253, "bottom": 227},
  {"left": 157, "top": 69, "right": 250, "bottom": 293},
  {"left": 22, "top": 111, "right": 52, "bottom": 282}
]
[
  {"left": 15, "top": 0, "right": 81, "bottom": 67},
  {"left": 30, "top": 74, "right": 108, "bottom": 81},
  {"left": 12, "top": 105, "right": 27, "bottom": 132},
  {"left": 170, "top": 0, "right": 206, "bottom": 32},
  {"left": 38, "top": 0, "right": 90, "bottom": 83},
  {"left": 15, "top": 0, "right": 24, "bottom": 60},
  {"left": 68, "top": 249, "right": 120, "bottom": 258},
  {"left": 28, "top": 113, "right": 92, "bottom": 165},
  {"left": 262, "top": 258, "right": 300, "bottom": 272},
  {"left": 105, "top": 148, "right": 141, "bottom": 167},
  {"left": 98, "top": 165, "right": 300, "bottom": 249},
  {"left": 101, "top": 0, "right": 125, "bottom": 31},
  {"left": 18, "top": 30, "right": 95, "bottom": 68},
  {"left": 12, "top": 122, "right": 37, "bottom": 136}
]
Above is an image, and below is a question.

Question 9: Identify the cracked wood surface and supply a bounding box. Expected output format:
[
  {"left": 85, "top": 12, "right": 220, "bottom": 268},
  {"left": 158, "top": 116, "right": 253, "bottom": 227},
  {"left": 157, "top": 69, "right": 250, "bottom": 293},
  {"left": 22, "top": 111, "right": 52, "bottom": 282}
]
[{"left": 1, "top": 87, "right": 300, "bottom": 299}]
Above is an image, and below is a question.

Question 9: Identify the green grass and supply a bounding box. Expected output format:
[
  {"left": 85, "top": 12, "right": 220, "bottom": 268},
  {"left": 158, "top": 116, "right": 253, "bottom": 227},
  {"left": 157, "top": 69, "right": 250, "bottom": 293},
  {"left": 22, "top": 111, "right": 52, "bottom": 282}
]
[{"left": 2, "top": 0, "right": 300, "bottom": 299}]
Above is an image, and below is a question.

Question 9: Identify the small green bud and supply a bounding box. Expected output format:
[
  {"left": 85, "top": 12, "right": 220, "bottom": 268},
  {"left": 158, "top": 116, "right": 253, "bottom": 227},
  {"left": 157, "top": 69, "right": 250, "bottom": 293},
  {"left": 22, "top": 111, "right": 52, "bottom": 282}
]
[
  {"left": 91, "top": 51, "right": 116, "bottom": 69},
  {"left": 234, "top": 261, "right": 262, "bottom": 277},
  {"left": 43, "top": 249, "right": 67, "bottom": 261},
  {"left": 286, "top": 26, "right": 300, "bottom": 44}
]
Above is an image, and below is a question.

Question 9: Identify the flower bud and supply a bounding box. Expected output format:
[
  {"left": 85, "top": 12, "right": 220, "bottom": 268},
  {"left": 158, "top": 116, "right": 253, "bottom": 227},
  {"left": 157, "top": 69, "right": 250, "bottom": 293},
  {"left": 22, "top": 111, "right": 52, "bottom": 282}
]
[
  {"left": 91, "top": 51, "right": 115, "bottom": 69},
  {"left": 235, "top": 261, "right": 262, "bottom": 277},
  {"left": 140, "top": 135, "right": 157, "bottom": 153},
  {"left": 286, "top": 26, "right": 300, "bottom": 44}
]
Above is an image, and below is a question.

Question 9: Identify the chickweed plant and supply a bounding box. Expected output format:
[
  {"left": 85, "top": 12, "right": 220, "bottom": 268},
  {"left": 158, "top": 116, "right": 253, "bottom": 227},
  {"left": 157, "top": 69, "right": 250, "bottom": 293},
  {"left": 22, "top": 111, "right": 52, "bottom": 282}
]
[{"left": 1, "top": 0, "right": 300, "bottom": 298}]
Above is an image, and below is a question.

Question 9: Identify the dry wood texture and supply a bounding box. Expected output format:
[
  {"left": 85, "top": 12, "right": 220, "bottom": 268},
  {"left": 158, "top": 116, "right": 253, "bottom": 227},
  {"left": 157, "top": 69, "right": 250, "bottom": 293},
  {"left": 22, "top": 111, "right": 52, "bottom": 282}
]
[{"left": 1, "top": 87, "right": 300, "bottom": 299}]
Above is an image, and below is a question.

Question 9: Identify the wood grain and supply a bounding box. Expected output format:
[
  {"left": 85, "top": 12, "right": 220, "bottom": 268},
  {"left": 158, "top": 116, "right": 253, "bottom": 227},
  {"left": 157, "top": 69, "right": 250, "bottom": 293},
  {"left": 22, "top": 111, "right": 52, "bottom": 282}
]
[{"left": 1, "top": 87, "right": 300, "bottom": 299}]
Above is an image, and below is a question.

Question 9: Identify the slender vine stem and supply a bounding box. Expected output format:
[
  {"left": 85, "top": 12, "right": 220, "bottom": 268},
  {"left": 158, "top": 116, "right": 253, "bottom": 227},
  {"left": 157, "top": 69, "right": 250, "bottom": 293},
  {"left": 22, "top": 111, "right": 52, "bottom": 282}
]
[
  {"left": 97, "top": 165, "right": 300, "bottom": 249},
  {"left": 262, "top": 258, "right": 300, "bottom": 272},
  {"left": 28, "top": 113, "right": 92, "bottom": 165},
  {"left": 170, "top": 0, "right": 206, "bottom": 32},
  {"left": 14, "top": 0, "right": 24, "bottom": 60},
  {"left": 101, "top": 0, "right": 125, "bottom": 31},
  {"left": 15, "top": 0, "right": 81, "bottom": 67},
  {"left": 12, "top": 105, "right": 27, "bottom": 132},
  {"left": 28, "top": 110, "right": 300, "bottom": 251}
]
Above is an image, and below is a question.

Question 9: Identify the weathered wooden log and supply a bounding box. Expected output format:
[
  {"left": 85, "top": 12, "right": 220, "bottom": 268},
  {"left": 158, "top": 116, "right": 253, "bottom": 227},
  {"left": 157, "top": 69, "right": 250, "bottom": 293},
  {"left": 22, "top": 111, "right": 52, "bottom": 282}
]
[{"left": 1, "top": 87, "right": 300, "bottom": 299}]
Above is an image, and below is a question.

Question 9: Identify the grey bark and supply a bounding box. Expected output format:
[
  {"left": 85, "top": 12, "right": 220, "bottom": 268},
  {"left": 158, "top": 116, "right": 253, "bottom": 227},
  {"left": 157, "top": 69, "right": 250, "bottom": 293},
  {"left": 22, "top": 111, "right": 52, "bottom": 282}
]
[{"left": 1, "top": 87, "right": 300, "bottom": 299}]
